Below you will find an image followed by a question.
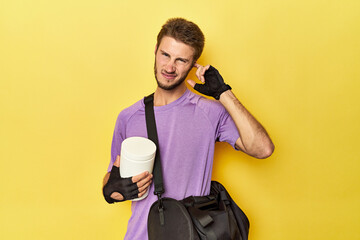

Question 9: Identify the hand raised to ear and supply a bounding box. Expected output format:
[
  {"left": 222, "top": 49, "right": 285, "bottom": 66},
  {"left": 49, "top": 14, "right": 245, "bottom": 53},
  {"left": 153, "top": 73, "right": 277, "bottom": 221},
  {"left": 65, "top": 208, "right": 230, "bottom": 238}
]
[{"left": 187, "top": 64, "right": 231, "bottom": 100}]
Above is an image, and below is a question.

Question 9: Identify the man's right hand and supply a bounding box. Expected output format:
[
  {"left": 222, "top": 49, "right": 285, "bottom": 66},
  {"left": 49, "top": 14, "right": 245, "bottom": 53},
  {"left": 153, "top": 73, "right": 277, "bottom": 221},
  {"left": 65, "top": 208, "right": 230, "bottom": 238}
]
[{"left": 103, "top": 155, "right": 153, "bottom": 203}]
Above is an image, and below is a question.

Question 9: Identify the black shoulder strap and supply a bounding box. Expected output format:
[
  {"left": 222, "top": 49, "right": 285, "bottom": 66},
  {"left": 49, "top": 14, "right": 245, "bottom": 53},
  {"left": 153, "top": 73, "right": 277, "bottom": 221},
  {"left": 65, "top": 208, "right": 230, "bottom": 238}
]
[{"left": 144, "top": 93, "right": 165, "bottom": 195}]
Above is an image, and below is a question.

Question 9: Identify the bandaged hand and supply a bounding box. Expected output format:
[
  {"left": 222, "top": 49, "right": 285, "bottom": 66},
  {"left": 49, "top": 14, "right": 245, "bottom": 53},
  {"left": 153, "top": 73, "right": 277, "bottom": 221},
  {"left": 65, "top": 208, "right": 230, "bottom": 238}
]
[{"left": 188, "top": 64, "right": 231, "bottom": 100}]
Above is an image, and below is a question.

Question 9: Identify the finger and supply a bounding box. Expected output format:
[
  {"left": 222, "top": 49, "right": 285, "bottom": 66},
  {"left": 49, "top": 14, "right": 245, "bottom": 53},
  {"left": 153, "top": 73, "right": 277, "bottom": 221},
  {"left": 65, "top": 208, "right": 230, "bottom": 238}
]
[
  {"left": 138, "top": 185, "right": 151, "bottom": 198},
  {"left": 131, "top": 171, "right": 149, "bottom": 183},
  {"left": 109, "top": 164, "right": 121, "bottom": 179},
  {"left": 138, "top": 179, "right": 152, "bottom": 193},
  {"left": 196, "top": 66, "right": 204, "bottom": 82},
  {"left": 194, "top": 63, "right": 201, "bottom": 69},
  {"left": 201, "top": 65, "right": 211, "bottom": 82},
  {"left": 136, "top": 174, "right": 153, "bottom": 188},
  {"left": 187, "top": 79, "right": 196, "bottom": 88},
  {"left": 203, "top": 65, "right": 211, "bottom": 74},
  {"left": 110, "top": 192, "right": 124, "bottom": 201},
  {"left": 114, "top": 155, "right": 120, "bottom": 167},
  {"left": 138, "top": 189, "right": 147, "bottom": 198},
  {"left": 125, "top": 188, "right": 140, "bottom": 200},
  {"left": 194, "top": 83, "right": 209, "bottom": 94}
]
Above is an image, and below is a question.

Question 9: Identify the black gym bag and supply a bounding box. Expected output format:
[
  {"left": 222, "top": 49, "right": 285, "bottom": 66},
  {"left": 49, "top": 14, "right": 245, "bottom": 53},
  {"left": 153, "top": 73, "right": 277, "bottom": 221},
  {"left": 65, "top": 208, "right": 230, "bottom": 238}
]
[{"left": 144, "top": 94, "right": 250, "bottom": 240}]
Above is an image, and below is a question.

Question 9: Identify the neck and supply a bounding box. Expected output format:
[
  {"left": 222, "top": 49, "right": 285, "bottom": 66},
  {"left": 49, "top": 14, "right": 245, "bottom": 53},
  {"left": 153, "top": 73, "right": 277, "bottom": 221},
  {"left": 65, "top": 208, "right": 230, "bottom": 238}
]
[{"left": 154, "top": 83, "right": 187, "bottom": 106}]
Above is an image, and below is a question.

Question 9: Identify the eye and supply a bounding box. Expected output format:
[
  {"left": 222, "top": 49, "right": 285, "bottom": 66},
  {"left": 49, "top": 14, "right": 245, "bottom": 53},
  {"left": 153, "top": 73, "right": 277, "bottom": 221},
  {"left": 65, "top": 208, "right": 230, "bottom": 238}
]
[
  {"left": 162, "top": 52, "right": 170, "bottom": 57},
  {"left": 177, "top": 59, "right": 187, "bottom": 64}
]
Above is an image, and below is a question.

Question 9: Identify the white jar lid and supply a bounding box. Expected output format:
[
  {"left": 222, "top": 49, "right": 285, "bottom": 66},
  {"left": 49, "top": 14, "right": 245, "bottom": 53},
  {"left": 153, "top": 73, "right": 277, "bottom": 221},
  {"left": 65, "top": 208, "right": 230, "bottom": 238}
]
[{"left": 121, "top": 137, "right": 156, "bottom": 161}]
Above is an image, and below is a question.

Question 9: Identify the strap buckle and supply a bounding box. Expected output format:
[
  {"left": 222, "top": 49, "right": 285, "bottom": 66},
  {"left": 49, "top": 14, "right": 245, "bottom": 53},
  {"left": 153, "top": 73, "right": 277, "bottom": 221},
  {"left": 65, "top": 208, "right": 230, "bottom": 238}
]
[
  {"left": 157, "top": 193, "right": 163, "bottom": 209},
  {"left": 156, "top": 193, "right": 165, "bottom": 226}
]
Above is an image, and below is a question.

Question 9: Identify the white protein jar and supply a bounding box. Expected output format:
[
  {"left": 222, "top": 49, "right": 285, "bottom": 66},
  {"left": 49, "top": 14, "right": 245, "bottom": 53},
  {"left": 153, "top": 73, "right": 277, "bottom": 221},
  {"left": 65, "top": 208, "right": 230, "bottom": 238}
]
[{"left": 120, "top": 136, "right": 156, "bottom": 201}]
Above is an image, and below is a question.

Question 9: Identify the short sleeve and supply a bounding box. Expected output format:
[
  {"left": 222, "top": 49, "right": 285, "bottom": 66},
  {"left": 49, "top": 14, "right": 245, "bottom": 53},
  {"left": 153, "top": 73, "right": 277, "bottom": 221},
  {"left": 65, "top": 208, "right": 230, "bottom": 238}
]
[
  {"left": 215, "top": 107, "right": 240, "bottom": 149},
  {"left": 106, "top": 113, "right": 126, "bottom": 172}
]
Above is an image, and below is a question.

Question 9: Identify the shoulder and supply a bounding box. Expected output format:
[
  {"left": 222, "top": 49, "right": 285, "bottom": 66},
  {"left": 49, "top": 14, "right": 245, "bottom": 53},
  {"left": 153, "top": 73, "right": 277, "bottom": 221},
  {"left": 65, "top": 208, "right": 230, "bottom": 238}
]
[
  {"left": 186, "top": 90, "right": 227, "bottom": 117},
  {"left": 116, "top": 98, "right": 145, "bottom": 124}
]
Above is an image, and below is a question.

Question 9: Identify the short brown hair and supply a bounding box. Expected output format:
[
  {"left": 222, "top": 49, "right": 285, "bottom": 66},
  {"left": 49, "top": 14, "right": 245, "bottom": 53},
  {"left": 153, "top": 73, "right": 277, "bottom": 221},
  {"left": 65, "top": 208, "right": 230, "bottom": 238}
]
[{"left": 157, "top": 18, "right": 205, "bottom": 61}]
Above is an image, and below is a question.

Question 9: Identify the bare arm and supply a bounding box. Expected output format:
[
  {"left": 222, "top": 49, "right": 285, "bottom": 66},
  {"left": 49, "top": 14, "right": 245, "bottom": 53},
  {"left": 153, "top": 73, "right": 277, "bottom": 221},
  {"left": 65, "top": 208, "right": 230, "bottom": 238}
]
[
  {"left": 219, "top": 90, "right": 274, "bottom": 158},
  {"left": 188, "top": 64, "right": 274, "bottom": 159}
]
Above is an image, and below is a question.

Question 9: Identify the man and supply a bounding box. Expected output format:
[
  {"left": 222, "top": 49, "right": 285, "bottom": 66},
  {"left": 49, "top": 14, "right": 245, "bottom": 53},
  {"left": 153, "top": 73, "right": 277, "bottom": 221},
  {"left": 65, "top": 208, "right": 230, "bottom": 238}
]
[{"left": 102, "top": 18, "right": 274, "bottom": 239}]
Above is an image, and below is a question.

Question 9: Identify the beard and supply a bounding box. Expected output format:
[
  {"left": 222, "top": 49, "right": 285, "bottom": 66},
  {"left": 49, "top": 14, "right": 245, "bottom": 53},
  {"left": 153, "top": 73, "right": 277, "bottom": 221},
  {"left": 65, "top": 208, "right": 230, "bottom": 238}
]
[{"left": 154, "top": 61, "right": 192, "bottom": 91}]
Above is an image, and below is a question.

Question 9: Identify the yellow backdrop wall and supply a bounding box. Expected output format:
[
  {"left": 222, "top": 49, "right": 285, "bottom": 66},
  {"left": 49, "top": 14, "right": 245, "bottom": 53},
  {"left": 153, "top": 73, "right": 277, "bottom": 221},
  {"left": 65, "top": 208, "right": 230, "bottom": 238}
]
[{"left": 1, "top": 0, "right": 359, "bottom": 239}]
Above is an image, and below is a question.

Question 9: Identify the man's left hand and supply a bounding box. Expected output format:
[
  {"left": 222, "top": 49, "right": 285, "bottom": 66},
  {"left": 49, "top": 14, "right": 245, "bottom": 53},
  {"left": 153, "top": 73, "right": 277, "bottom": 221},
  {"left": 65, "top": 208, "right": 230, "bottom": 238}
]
[{"left": 187, "top": 64, "right": 231, "bottom": 100}]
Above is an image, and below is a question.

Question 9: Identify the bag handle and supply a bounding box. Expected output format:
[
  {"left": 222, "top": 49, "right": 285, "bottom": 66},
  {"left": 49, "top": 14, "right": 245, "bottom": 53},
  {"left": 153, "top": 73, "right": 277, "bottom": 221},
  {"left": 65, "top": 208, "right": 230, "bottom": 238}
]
[{"left": 144, "top": 93, "right": 165, "bottom": 196}]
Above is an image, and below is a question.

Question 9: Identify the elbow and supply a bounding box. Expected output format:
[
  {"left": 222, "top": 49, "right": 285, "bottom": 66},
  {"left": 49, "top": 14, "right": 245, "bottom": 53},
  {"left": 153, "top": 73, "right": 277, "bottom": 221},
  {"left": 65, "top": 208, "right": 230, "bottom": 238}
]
[{"left": 255, "top": 142, "right": 275, "bottom": 159}]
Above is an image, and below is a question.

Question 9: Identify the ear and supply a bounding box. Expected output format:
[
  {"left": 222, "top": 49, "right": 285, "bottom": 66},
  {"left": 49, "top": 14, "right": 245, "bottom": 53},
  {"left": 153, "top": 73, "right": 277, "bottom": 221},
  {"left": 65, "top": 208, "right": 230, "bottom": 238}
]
[{"left": 154, "top": 44, "right": 158, "bottom": 54}]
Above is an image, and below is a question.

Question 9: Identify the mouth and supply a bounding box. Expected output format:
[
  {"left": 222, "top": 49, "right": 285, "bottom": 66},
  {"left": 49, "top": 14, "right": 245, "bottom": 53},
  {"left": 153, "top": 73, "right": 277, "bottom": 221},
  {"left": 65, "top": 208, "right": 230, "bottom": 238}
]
[{"left": 161, "top": 71, "right": 177, "bottom": 80}]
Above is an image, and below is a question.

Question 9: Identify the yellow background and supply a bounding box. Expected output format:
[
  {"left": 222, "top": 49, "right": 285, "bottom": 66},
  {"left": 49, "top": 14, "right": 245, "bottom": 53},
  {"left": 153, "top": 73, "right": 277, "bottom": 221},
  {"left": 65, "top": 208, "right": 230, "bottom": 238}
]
[{"left": 1, "top": 0, "right": 359, "bottom": 239}]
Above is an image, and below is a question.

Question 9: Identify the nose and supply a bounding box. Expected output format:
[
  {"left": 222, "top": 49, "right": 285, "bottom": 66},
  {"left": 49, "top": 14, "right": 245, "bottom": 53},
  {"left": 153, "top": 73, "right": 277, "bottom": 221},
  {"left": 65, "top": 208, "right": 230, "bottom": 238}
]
[{"left": 164, "top": 60, "right": 176, "bottom": 73}]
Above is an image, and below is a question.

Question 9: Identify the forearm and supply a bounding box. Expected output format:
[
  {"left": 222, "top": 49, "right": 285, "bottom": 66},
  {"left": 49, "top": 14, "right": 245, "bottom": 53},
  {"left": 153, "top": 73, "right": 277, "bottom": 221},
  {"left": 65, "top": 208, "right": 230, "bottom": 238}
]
[
  {"left": 219, "top": 90, "right": 274, "bottom": 158},
  {"left": 188, "top": 64, "right": 274, "bottom": 158}
]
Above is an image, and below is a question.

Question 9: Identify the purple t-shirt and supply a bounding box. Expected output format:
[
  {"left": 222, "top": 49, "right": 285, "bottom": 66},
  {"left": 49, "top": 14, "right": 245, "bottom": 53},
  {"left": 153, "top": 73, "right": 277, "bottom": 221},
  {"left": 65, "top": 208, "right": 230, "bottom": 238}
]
[{"left": 107, "top": 89, "right": 240, "bottom": 240}]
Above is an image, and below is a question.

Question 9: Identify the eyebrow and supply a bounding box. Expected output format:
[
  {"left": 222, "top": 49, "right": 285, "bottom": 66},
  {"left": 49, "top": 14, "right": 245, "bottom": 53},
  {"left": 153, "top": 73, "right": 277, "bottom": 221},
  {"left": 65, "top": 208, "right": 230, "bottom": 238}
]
[{"left": 160, "top": 50, "right": 190, "bottom": 63}]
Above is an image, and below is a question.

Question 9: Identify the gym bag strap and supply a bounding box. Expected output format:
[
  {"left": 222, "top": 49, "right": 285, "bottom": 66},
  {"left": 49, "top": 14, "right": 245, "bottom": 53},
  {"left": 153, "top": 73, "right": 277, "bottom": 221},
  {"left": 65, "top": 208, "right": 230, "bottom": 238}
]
[
  {"left": 144, "top": 93, "right": 164, "bottom": 197},
  {"left": 144, "top": 93, "right": 250, "bottom": 240}
]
